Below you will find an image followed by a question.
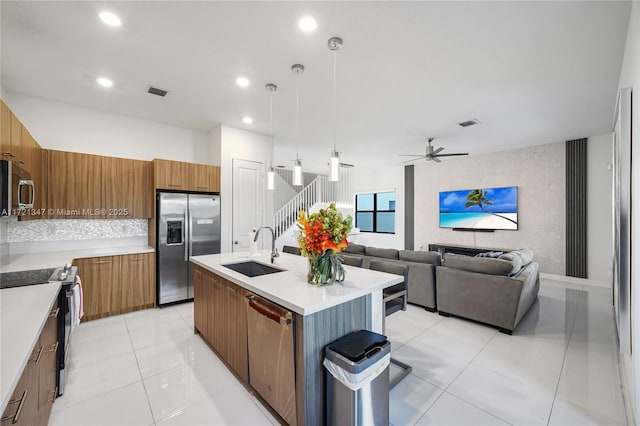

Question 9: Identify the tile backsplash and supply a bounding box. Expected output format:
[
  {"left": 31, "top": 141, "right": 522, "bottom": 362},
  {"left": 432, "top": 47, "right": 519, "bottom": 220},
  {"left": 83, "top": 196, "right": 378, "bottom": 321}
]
[{"left": 8, "top": 219, "right": 147, "bottom": 242}]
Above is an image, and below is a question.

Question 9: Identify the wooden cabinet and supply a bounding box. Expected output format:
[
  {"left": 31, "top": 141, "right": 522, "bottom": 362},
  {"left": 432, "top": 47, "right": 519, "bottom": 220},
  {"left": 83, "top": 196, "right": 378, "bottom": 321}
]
[
  {"left": 119, "top": 252, "right": 155, "bottom": 311},
  {"left": 194, "top": 268, "right": 248, "bottom": 381},
  {"left": 47, "top": 150, "right": 150, "bottom": 219},
  {"left": 153, "top": 159, "right": 220, "bottom": 192},
  {"left": 74, "top": 256, "right": 115, "bottom": 319},
  {"left": 154, "top": 159, "right": 190, "bottom": 191},
  {"left": 1, "top": 301, "right": 59, "bottom": 426},
  {"left": 47, "top": 150, "right": 103, "bottom": 218},
  {"left": 191, "top": 163, "right": 220, "bottom": 192},
  {"left": 194, "top": 266, "right": 208, "bottom": 336},
  {"left": 38, "top": 302, "right": 59, "bottom": 424},
  {"left": 102, "top": 156, "right": 148, "bottom": 218},
  {"left": 0, "top": 101, "right": 45, "bottom": 221},
  {"left": 75, "top": 252, "right": 155, "bottom": 321}
]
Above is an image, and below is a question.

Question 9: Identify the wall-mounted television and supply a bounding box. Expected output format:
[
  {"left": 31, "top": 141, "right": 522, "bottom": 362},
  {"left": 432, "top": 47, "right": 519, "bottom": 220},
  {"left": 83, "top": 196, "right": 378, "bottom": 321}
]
[{"left": 439, "top": 186, "right": 518, "bottom": 230}]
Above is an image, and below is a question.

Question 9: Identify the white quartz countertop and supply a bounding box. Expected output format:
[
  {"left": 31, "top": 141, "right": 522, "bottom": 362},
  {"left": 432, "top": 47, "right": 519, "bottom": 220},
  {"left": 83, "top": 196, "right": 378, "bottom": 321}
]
[
  {"left": 1, "top": 246, "right": 155, "bottom": 273},
  {"left": 0, "top": 282, "right": 61, "bottom": 412},
  {"left": 191, "top": 250, "right": 403, "bottom": 316}
]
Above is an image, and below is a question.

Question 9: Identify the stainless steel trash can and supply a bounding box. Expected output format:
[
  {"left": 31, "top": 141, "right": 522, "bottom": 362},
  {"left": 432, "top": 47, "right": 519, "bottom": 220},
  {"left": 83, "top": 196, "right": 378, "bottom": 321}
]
[{"left": 324, "top": 330, "right": 391, "bottom": 426}]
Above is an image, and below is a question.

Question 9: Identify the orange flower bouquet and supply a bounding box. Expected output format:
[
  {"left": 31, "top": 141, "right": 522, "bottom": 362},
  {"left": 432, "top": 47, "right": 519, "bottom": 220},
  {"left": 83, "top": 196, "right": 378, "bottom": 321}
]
[{"left": 297, "top": 202, "right": 353, "bottom": 285}]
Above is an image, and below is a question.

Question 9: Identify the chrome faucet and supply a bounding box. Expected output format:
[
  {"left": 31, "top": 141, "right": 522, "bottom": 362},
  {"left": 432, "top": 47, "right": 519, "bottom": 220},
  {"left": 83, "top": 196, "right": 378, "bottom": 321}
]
[{"left": 254, "top": 226, "right": 279, "bottom": 264}]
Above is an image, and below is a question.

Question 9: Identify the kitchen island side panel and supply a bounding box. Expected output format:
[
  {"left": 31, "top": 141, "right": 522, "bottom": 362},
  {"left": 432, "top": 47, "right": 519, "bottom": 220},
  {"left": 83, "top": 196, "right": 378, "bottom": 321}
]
[{"left": 295, "top": 294, "right": 372, "bottom": 426}]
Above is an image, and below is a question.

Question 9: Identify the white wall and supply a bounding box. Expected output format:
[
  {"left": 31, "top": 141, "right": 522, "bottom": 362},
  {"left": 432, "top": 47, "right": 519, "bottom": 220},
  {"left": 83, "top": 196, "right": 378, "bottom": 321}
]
[
  {"left": 587, "top": 134, "right": 613, "bottom": 284},
  {"left": 348, "top": 165, "right": 405, "bottom": 249},
  {"left": 617, "top": 1, "right": 639, "bottom": 421},
  {"left": 2, "top": 92, "right": 212, "bottom": 163},
  {"left": 414, "top": 142, "right": 566, "bottom": 274},
  {"left": 219, "top": 125, "right": 273, "bottom": 253}
]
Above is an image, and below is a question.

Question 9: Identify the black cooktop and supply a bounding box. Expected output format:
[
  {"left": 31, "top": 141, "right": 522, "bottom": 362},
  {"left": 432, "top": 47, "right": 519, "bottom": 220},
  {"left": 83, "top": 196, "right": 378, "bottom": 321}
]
[{"left": 0, "top": 267, "right": 58, "bottom": 289}]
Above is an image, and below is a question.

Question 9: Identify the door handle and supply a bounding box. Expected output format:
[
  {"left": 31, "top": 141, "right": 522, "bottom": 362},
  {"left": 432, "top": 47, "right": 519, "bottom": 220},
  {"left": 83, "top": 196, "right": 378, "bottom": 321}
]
[
  {"left": 184, "top": 209, "right": 188, "bottom": 262},
  {"left": 234, "top": 241, "right": 239, "bottom": 245}
]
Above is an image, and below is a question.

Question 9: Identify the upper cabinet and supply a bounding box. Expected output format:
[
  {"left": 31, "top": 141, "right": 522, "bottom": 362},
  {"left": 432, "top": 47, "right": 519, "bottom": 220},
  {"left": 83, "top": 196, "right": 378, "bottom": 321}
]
[
  {"left": 47, "top": 150, "right": 103, "bottom": 218},
  {"left": 47, "top": 150, "right": 150, "bottom": 219},
  {"left": 153, "top": 159, "right": 220, "bottom": 192},
  {"left": 102, "top": 156, "right": 148, "bottom": 218},
  {"left": 1, "top": 100, "right": 46, "bottom": 220}
]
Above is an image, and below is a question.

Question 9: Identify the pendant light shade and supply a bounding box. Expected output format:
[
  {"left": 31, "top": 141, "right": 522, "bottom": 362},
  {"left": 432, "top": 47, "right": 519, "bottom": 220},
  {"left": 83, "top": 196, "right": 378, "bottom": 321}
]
[
  {"left": 267, "top": 164, "right": 275, "bottom": 190},
  {"left": 292, "top": 64, "right": 304, "bottom": 186},
  {"left": 266, "top": 83, "right": 277, "bottom": 190},
  {"left": 293, "top": 158, "right": 303, "bottom": 186},
  {"left": 329, "top": 146, "right": 340, "bottom": 182},
  {"left": 328, "top": 37, "right": 343, "bottom": 182}
]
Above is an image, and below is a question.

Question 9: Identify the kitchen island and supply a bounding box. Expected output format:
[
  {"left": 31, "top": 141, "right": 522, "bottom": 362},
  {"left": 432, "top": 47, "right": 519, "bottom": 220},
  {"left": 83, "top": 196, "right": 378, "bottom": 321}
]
[{"left": 190, "top": 250, "right": 402, "bottom": 426}]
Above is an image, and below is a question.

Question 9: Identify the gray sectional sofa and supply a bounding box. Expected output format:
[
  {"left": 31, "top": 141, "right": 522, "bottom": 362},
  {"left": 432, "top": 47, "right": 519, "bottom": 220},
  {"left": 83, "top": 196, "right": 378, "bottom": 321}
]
[
  {"left": 436, "top": 249, "right": 540, "bottom": 334},
  {"left": 340, "top": 244, "right": 440, "bottom": 311}
]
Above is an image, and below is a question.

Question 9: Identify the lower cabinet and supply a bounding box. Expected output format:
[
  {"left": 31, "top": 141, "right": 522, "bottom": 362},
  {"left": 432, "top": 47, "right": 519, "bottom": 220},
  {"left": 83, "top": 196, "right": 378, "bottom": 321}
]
[
  {"left": 1, "top": 301, "right": 59, "bottom": 426},
  {"left": 193, "top": 267, "right": 248, "bottom": 381},
  {"left": 75, "top": 252, "right": 155, "bottom": 321}
]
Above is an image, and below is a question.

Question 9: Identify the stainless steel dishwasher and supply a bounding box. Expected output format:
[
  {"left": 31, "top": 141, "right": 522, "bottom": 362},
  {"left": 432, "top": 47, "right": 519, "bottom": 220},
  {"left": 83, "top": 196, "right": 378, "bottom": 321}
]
[{"left": 245, "top": 294, "right": 297, "bottom": 425}]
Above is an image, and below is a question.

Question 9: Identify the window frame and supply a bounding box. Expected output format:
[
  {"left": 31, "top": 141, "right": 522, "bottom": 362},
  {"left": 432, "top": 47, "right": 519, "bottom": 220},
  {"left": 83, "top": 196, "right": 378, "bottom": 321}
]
[{"left": 355, "top": 191, "right": 396, "bottom": 234}]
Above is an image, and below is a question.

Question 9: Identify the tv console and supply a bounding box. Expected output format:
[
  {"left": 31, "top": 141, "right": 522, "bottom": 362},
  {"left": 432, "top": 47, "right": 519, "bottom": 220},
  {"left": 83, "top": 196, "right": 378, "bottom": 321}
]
[{"left": 428, "top": 243, "right": 513, "bottom": 257}]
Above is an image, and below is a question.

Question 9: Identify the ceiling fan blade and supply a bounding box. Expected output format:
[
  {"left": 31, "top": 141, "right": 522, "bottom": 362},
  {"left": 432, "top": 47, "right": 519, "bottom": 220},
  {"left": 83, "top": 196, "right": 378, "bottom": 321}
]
[
  {"left": 433, "top": 153, "right": 469, "bottom": 157},
  {"left": 402, "top": 157, "right": 424, "bottom": 163},
  {"left": 398, "top": 154, "right": 424, "bottom": 157},
  {"left": 432, "top": 157, "right": 442, "bottom": 163},
  {"left": 432, "top": 147, "right": 444, "bottom": 155}
]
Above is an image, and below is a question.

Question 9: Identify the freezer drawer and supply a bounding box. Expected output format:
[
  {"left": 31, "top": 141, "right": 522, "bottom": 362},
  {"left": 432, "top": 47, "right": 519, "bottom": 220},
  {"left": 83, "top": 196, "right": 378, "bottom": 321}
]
[{"left": 246, "top": 294, "right": 297, "bottom": 425}]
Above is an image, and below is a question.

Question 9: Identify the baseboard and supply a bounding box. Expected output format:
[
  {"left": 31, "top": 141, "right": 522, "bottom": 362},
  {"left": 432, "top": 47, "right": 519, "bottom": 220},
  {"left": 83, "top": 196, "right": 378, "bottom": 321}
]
[{"left": 540, "top": 273, "right": 610, "bottom": 289}]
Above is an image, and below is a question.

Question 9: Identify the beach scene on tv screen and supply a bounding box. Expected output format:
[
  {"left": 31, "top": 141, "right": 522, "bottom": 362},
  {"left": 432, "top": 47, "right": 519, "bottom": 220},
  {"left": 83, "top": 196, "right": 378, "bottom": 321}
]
[{"left": 439, "top": 186, "right": 518, "bottom": 230}]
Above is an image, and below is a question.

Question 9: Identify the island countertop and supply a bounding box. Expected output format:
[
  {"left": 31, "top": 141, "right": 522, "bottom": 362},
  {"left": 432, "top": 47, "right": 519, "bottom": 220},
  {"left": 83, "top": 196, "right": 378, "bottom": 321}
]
[{"left": 190, "top": 250, "right": 402, "bottom": 316}]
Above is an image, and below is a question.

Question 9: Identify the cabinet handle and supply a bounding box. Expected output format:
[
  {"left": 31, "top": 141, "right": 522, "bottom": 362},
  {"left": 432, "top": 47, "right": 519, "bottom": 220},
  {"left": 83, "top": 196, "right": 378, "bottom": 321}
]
[
  {"left": 130, "top": 258, "right": 143, "bottom": 261},
  {"left": 168, "top": 184, "right": 181, "bottom": 187},
  {"left": 14, "top": 160, "right": 24, "bottom": 165},
  {"left": 29, "top": 346, "right": 44, "bottom": 364},
  {"left": 92, "top": 260, "right": 111, "bottom": 264},
  {"left": 48, "top": 341, "right": 59, "bottom": 353},
  {"left": 1, "top": 390, "right": 27, "bottom": 423},
  {"left": 226, "top": 285, "right": 236, "bottom": 294},
  {"left": 1, "top": 152, "right": 15, "bottom": 158},
  {"left": 47, "top": 388, "right": 58, "bottom": 403},
  {"left": 196, "top": 186, "right": 208, "bottom": 190},
  {"left": 49, "top": 307, "right": 60, "bottom": 318}
]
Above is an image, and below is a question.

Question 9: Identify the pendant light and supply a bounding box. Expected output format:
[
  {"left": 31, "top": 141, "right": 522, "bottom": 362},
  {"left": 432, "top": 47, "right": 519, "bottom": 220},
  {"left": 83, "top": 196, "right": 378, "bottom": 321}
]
[
  {"left": 328, "top": 37, "right": 342, "bottom": 182},
  {"left": 292, "top": 63, "right": 304, "bottom": 187},
  {"left": 266, "top": 83, "right": 277, "bottom": 190}
]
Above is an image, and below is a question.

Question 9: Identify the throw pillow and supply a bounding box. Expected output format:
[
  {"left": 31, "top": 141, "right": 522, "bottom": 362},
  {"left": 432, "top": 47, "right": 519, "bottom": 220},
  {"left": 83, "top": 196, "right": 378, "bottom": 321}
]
[{"left": 498, "top": 252, "right": 524, "bottom": 275}]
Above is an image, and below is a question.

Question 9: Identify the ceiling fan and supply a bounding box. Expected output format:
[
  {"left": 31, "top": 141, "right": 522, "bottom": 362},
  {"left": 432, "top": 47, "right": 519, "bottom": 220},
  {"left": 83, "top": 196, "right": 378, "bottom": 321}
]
[{"left": 399, "top": 138, "right": 469, "bottom": 163}]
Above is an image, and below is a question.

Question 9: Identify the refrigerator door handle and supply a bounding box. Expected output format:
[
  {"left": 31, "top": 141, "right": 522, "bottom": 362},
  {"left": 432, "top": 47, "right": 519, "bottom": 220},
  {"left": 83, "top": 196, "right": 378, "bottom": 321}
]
[
  {"left": 188, "top": 208, "right": 193, "bottom": 259},
  {"left": 184, "top": 209, "right": 188, "bottom": 262}
]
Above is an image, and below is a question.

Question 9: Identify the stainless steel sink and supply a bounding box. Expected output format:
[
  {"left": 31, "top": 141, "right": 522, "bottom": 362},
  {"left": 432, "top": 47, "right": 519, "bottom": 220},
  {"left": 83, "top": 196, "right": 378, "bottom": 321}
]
[{"left": 221, "top": 261, "right": 285, "bottom": 277}]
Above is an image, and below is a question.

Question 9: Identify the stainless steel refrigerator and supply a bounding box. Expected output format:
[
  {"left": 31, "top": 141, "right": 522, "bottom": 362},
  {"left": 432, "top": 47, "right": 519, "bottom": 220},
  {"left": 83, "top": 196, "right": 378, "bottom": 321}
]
[{"left": 157, "top": 192, "right": 221, "bottom": 306}]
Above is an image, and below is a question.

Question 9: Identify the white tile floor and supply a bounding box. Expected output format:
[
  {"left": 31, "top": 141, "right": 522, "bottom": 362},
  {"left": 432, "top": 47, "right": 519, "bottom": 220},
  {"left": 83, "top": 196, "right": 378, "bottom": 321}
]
[{"left": 50, "top": 277, "right": 627, "bottom": 426}]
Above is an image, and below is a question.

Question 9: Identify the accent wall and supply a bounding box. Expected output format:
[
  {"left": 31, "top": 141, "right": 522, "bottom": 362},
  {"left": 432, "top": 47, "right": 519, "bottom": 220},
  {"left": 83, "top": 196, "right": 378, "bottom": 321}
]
[{"left": 414, "top": 142, "right": 566, "bottom": 274}]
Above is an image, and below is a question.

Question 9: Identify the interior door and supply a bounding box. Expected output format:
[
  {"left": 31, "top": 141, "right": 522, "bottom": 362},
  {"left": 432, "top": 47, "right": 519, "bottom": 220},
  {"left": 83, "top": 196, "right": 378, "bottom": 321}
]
[{"left": 232, "top": 159, "right": 264, "bottom": 252}]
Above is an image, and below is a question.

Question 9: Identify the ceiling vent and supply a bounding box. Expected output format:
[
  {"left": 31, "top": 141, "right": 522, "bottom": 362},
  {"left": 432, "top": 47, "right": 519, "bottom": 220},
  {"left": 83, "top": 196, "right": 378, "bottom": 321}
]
[
  {"left": 458, "top": 119, "right": 480, "bottom": 127},
  {"left": 147, "top": 85, "right": 168, "bottom": 97}
]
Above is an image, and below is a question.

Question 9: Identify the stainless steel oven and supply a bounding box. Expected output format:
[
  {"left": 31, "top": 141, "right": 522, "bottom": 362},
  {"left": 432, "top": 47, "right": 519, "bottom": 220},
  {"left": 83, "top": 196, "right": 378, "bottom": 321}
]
[{"left": 51, "top": 266, "right": 78, "bottom": 396}]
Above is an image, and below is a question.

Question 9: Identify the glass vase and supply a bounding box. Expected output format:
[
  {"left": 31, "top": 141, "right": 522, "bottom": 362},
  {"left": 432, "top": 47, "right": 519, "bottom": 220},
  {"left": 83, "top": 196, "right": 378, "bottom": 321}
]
[{"left": 307, "top": 251, "right": 346, "bottom": 286}]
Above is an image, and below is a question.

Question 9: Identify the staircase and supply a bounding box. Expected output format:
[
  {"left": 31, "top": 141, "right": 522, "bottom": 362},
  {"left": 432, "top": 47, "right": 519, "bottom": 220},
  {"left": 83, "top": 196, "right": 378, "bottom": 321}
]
[{"left": 273, "top": 167, "right": 353, "bottom": 240}]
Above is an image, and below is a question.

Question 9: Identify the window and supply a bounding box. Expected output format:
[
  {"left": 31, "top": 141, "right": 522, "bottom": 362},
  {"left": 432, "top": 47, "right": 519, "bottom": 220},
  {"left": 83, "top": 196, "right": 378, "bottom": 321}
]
[{"left": 355, "top": 191, "right": 395, "bottom": 233}]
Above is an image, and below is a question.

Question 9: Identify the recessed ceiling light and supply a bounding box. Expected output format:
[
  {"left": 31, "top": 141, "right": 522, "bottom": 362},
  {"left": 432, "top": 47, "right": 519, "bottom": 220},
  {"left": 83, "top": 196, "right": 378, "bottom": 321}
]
[
  {"left": 242, "top": 116, "right": 253, "bottom": 124},
  {"left": 298, "top": 16, "right": 317, "bottom": 32},
  {"left": 96, "top": 77, "right": 113, "bottom": 88},
  {"left": 99, "top": 11, "right": 122, "bottom": 27},
  {"left": 236, "top": 77, "right": 250, "bottom": 88}
]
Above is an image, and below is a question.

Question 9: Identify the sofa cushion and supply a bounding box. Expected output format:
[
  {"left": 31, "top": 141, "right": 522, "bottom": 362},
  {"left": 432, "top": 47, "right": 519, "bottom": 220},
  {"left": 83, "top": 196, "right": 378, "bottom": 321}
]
[
  {"left": 365, "top": 246, "right": 399, "bottom": 260},
  {"left": 513, "top": 249, "right": 534, "bottom": 267},
  {"left": 399, "top": 250, "right": 441, "bottom": 266},
  {"left": 344, "top": 243, "right": 366, "bottom": 254},
  {"left": 496, "top": 252, "right": 523, "bottom": 275},
  {"left": 442, "top": 253, "right": 513, "bottom": 276}
]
